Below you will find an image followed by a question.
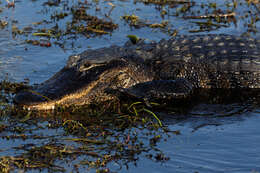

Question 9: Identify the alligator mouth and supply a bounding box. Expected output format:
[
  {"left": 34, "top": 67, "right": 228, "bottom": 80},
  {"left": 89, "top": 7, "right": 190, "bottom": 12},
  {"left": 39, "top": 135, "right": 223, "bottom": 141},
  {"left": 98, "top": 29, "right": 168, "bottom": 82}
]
[
  {"left": 13, "top": 90, "right": 53, "bottom": 110},
  {"left": 14, "top": 66, "right": 82, "bottom": 110},
  {"left": 14, "top": 57, "right": 152, "bottom": 110}
]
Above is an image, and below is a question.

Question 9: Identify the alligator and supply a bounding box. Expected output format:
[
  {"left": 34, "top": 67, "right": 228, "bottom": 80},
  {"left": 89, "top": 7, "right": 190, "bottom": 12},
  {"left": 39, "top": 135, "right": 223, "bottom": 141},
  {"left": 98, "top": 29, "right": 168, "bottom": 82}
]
[{"left": 14, "top": 34, "right": 260, "bottom": 110}]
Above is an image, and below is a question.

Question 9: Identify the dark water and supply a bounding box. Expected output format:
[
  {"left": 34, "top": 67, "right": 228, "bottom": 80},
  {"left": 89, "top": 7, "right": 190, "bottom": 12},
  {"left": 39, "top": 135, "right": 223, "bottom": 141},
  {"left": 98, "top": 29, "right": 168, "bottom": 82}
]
[
  {"left": 133, "top": 105, "right": 260, "bottom": 173},
  {"left": 0, "top": 0, "right": 259, "bottom": 172}
]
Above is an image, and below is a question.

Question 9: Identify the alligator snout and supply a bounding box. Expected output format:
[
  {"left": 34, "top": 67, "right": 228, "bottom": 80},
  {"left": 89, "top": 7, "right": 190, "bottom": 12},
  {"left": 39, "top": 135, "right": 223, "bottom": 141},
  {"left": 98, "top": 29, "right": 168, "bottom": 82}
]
[{"left": 14, "top": 90, "right": 48, "bottom": 105}]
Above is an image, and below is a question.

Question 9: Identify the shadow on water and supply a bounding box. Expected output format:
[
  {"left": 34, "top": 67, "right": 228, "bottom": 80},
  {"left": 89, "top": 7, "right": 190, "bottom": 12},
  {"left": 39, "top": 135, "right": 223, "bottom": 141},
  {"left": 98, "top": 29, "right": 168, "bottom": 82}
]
[
  {"left": 157, "top": 104, "right": 260, "bottom": 173},
  {"left": 135, "top": 89, "right": 260, "bottom": 173}
]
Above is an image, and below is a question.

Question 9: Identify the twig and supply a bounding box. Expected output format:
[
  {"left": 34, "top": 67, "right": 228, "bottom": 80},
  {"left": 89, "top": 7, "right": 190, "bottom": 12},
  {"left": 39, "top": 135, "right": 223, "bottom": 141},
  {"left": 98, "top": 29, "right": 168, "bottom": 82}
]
[{"left": 184, "top": 12, "right": 236, "bottom": 19}]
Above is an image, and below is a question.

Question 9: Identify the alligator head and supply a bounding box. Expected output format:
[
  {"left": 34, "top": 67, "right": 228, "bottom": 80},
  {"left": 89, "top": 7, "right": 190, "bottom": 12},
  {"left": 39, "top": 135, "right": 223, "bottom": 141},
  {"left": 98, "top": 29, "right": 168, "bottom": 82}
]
[{"left": 14, "top": 46, "right": 153, "bottom": 110}]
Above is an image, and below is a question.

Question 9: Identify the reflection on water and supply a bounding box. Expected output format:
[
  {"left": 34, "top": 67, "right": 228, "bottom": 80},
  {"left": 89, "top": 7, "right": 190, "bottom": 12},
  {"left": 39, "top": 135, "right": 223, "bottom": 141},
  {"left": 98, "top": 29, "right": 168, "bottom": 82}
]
[
  {"left": 130, "top": 105, "right": 260, "bottom": 173},
  {"left": 0, "top": 29, "right": 67, "bottom": 83},
  {"left": 165, "top": 109, "right": 260, "bottom": 173}
]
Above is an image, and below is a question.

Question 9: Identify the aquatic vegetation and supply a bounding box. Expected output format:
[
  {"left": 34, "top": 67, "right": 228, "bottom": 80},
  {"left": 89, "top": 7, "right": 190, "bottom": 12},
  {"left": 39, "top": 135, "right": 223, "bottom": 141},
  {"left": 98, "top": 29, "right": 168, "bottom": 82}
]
[
  {"left": 121, "top": 14, "right": 140, "bottom": 26},
  {"left": 0, "top": 0, "right": 258, "bottom": 50},
  {"left": 0, "top": 80, "right": 173, "bottom": 172},
  {"left": 0, "top": 20, "right": 7, "bottom": 28},
  {"left": 69, "top": 8, "right": 118, "bottom": 35},
  {"left": 127, "top": 34, "right": 140, "bottom": 44},
  {"left": 135, "top": 0, "right": 192, "bottom": 5}
]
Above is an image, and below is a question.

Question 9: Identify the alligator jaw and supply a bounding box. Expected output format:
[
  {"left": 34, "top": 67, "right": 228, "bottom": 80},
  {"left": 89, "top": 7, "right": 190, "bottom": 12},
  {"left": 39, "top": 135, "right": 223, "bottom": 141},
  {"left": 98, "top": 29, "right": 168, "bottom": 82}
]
[
  {"left": 21, "top": 102, "right": 56, "bottom": 111},
  {"left": 14, "top": 57, "right": 152, "bottom": 110}
]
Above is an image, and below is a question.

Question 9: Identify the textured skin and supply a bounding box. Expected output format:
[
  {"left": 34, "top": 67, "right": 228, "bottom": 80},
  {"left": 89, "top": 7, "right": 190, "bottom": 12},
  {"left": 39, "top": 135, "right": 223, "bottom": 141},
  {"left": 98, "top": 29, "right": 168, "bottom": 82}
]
[
  {"left": 151, "top": 35, "right": 260, "bottom": 88},
  {"left": 14, "top": 35, "right": 260, "bottom": 110}
]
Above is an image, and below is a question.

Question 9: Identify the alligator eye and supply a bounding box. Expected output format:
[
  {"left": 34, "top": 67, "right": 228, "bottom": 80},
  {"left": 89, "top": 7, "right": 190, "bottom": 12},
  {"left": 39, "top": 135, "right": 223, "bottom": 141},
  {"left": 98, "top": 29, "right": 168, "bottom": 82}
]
[
  {"left": 83, "top": 62, "right": 91, "bottom": 68},
  {"left": 79, "top": 62, "right": 106, "bottom": 72}
]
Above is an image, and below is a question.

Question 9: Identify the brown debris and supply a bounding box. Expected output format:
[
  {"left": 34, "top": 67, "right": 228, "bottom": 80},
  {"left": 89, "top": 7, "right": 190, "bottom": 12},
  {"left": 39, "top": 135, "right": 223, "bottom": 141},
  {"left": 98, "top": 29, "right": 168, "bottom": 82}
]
[{"left": 184, "top": 12, "right": 236, "bottom": 19}]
